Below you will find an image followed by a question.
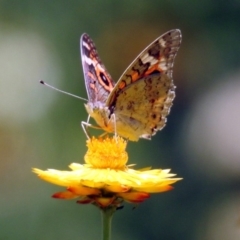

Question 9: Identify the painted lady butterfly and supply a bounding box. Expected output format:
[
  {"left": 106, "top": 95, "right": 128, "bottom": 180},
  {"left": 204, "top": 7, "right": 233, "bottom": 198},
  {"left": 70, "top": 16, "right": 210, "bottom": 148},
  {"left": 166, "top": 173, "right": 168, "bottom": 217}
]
[{"left": 81, "top": 29, "right": 181, "bottom": 141}]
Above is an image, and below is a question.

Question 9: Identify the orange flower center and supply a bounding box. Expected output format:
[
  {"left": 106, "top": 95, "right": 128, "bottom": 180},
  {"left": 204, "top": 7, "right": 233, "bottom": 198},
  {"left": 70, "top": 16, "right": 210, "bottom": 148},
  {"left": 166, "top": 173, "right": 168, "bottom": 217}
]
[{"left": 84, "top": 137, "right": 128, "bottom": 169}]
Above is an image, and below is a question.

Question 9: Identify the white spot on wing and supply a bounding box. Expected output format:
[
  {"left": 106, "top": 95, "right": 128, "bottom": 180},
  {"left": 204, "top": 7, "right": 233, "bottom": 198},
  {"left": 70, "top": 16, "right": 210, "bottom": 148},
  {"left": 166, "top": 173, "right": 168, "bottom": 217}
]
[
  {"left": 82, "top": 54, "right": 95, "bottom": 66},
  {"left": 158, "top": 62, "right": 167, "bottom": 70},
  {"left": 141, "top": 53, "right": 158, "bottom": 65},
  {"left": 82, "top": 41, "right": 90, "bottom": 50},
  {"left": 159, "top": 39, "right": 166, "bottom": 47}
]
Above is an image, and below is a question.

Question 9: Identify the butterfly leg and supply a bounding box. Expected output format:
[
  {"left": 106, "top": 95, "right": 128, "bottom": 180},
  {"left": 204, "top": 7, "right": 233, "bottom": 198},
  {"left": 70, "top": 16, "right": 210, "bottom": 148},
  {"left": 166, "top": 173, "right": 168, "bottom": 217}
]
[
  {"left": 81, "top": 115, "right": 105, "bottom": 139},
  {"left": 81, "top": 114, "right": 93, "bottom": 139},
  {"left": 81, "top": 121, "right": 91, "bottom": 140},
  {"left": 108, "top": 113, "right": 118, "bottom": 141}
]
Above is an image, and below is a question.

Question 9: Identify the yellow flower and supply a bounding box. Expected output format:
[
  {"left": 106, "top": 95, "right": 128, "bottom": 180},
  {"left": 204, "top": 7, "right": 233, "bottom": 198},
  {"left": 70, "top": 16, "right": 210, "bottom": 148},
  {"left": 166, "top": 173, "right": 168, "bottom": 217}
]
[{"left": 33, "top": 137, "right": 182, "bottom": 208}]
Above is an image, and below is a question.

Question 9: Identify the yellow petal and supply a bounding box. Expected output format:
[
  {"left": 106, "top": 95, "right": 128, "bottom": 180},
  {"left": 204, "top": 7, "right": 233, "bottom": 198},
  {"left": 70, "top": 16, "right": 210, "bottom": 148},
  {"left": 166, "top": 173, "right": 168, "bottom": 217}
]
[
  {"left": 68, "top": 185, "right": 100, "bottom": 196},
  {"left": 134, "top": 185, "right": 173, "bottom": 193},
  {"left": 117, "top": 192, "right": 150, "bottom": 203},
  {"left": 104, "top": 185, "right": 130, "bottom": 193},
  {"left": 77, "top": 197, "right": 93, "bottom": 204},
  {"left": 52, "top": 191, "right": 78, "bottom": 199}
]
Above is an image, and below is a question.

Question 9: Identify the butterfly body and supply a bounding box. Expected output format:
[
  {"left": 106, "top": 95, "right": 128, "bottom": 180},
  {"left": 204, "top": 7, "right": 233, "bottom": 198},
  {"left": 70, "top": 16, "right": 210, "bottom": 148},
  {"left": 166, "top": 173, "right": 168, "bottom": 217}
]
[{"left": 81, "top": 29, "right": 181, "bottom": 141}]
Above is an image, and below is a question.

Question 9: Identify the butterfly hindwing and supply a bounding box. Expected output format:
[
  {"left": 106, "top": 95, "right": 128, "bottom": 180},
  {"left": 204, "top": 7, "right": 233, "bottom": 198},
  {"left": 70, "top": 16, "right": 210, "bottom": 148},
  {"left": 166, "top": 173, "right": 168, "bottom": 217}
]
[{"left": 113, "top": 74, "right": 175, "bottom": 139}]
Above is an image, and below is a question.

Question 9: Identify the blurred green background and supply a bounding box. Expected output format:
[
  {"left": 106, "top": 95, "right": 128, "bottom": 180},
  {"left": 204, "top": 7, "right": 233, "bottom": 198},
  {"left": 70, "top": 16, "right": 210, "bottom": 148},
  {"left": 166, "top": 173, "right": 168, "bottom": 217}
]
[{"left": 1, "top": 1, "right": 240, "bottom": 239}]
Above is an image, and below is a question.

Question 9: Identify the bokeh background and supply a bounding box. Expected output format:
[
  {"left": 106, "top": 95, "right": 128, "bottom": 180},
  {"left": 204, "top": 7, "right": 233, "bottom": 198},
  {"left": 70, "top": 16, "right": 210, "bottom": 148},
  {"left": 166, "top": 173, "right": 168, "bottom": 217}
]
[{"left": 1, "top": 1, "right": 240, "bottom": 239}]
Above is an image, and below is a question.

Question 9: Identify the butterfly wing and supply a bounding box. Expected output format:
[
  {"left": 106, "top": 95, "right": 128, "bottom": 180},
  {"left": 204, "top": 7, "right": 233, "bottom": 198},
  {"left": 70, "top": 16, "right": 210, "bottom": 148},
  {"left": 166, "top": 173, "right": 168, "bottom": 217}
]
[
  {"left": 80, "top": 33, "right": 115, "bottom": 103},
  {"left": 106, "top": 29, "right": 182, "bottom": 140}
]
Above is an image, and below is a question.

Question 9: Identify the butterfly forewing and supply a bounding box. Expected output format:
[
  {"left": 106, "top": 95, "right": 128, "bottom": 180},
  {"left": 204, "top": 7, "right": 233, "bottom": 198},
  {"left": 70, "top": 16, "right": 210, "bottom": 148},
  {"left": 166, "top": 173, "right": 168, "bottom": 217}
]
[{"left": 80, "top": 34, "right": 115, "bottom": 103}]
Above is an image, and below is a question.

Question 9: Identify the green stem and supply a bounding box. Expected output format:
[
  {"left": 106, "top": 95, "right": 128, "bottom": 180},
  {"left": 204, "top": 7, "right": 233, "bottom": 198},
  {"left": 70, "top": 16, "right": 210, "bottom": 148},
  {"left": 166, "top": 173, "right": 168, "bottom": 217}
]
[{"left": 101, "top": 207, "right": 115, "bottom": 240}]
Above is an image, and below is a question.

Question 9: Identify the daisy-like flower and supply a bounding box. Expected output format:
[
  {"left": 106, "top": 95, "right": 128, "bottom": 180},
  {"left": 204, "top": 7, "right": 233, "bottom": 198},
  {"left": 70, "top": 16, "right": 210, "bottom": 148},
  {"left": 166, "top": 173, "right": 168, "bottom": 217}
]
[{"left": 33, "top": 137, "right": 182, "bottom": 209}]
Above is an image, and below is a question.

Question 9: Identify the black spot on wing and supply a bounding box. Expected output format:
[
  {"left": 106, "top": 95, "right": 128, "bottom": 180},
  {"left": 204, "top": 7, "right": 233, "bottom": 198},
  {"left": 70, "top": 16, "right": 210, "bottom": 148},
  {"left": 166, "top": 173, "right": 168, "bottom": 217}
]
[
  {"left": 148, "top": 41, "right": 160, "bottom": 58},
  {"left": 132, "top": 58, "right": 150, "bottom": 76},
  {"left": 100, "top": 72, "right": 109, "bottom": 86}
]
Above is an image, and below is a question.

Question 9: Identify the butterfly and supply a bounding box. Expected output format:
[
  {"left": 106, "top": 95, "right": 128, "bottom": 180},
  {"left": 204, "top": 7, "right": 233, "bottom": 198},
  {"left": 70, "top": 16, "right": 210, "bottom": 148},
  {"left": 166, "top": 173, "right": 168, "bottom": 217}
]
[{"left": 80, "top": 29, "right": 182, "bottom": 141}]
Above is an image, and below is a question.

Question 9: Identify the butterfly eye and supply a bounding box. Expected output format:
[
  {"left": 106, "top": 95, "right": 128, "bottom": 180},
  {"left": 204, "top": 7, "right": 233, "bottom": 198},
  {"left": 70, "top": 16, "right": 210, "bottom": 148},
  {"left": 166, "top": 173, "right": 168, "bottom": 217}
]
[{"left": 99, "top": 72, "right": 110, "bottom": 86}]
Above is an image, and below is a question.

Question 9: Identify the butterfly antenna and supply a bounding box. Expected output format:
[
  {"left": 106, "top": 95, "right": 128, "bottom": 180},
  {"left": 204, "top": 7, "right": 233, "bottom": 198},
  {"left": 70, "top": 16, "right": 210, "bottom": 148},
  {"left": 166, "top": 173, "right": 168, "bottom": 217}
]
[{"left": 40, "top": 80, "right": 88, "bottom": 102}]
